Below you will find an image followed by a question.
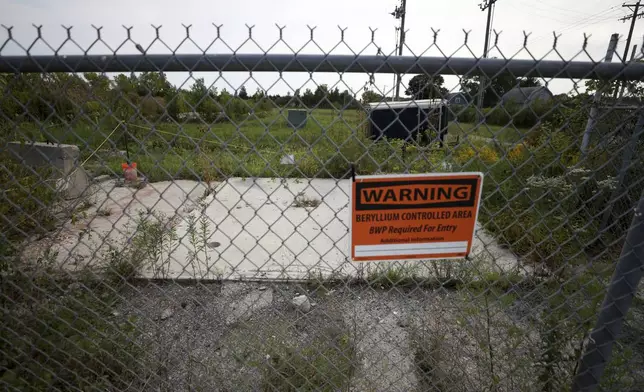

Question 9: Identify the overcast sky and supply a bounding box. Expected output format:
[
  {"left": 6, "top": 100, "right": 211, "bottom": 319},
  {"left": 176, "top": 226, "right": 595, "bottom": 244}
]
[{"left": 2, "top": 0, "right": 640, "bottom": 98}]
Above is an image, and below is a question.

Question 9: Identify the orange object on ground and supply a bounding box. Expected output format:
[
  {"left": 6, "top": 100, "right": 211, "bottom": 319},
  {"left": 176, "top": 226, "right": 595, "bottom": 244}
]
[{"left": 121, "top": 162, "right": 138, "bottom": 182}]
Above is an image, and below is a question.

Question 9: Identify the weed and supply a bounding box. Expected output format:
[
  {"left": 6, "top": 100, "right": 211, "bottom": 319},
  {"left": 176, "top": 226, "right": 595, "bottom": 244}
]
[
  {"left": 77, "top": 199, "right": 95, "bottom": 211},
  {"left": 70, "top": 210, "right": 88, "bottom": 224},
  {"left": 533, "top": 271, "right": 610, "bottom": 391},
  {"left": 305, "top": 269, "right": 346, "bottom": 294},
  {"left": 0, "top": 158, "right": 57, "bottom": 262},
  {"left": 479, "top": 146, "right": 499, "bottom": 163},
  {"left": 217, "top": 311, "right": 358, "bottom": 392},
  {"left": 0, "top": 154, "right": 145, "bottom": 389},
  {"left": 105, "top": 210, "right": 179, "bottom": 280},
  {"left": 262, "top": 329, "right": 357, "bottom": 391},
  {"left": 412, "top": 329, "right": 460, "bottom": 392},
  {"left": 96, "top": 207, "right": 112, "bottom": 216},
  {"left": 103, "top": 245, "right": 141, "bottom": 283},
  {"left": 292, "top": 193, "right": 321, "bottom": 208},
  {"left": 1, "top": 257, "right": 141, "bottom": 390},
  {"left": 186, "top": 213, "right": 216, "bottom": 279},
  {"left": 365, "top": 263, "right": 421, "bottom": 288}
]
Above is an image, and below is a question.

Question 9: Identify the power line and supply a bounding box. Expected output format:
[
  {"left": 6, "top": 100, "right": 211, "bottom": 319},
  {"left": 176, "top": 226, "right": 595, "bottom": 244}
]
[
  {"left": 616, "top": 1, "right": 643, "bottom": 98},
  {"left": 618, "top": 1, "right": 642, "bottom": 62},
  {"left": 555, "top": 6, "right": 620, "bottom": 33},
  {"left": 533, "top": 0, "right": 602, "bottom": 18},
  {"left": 618, "top": 2, "right": 644, "bottom": 23},
  {"left": 506, "top": 3, "right": 580, "bottom": 25},
  {"left": 513, "top": 0, "right": 620, "bottom": 26},
  {"left": 530, "top": 6, "right": 621, "bottom": 42}
]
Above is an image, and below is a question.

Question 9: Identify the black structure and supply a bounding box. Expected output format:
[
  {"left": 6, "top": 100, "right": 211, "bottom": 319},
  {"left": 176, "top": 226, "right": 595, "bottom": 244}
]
[{"left": 365, "top": 99, "right": 449, "bottom": 146}]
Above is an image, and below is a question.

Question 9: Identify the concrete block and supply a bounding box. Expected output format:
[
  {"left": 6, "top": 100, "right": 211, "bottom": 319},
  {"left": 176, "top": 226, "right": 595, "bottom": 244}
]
[
  {"left": 56, "top": 168, "right": 91, "bottom": 199},
  {"left": 8, "top": 142, "right": 89, "bottom": 199},
  {"left": 7, "top": 142, "right": 80, "bottom": 176}
]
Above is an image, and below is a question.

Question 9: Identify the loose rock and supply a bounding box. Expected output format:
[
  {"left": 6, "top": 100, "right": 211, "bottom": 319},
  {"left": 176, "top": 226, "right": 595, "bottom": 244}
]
[
  {"left": 160, "top": 307, "right": 174, "bottom": 320},
  {"left": 207, "top": 241, "right": 221, "bottom": 249},
  {"left": 291, "top": 295, "right": 311, "bottom": 313}
]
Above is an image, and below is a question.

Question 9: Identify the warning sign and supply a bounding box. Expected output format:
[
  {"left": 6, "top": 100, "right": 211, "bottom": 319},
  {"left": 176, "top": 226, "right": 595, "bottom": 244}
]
[{"left": 350, "top": 172, "right": 483, "bottom": 262}]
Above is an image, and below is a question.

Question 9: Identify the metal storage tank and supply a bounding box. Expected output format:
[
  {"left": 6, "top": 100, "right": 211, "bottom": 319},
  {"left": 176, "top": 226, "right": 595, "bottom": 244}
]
[{"left": 365, "top": 99, "right": 449, "bottom": 145}]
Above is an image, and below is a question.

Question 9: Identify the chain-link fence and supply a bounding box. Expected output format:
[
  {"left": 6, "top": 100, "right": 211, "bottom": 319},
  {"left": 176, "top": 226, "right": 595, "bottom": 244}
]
[{"left": 1, "top": 26, "right": 644, "bottom": 392}]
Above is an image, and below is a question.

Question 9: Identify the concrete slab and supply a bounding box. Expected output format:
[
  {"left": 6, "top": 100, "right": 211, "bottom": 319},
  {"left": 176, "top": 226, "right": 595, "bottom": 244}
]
[{"left": 28, "top": 178, "right": 523, "bottom": 280}]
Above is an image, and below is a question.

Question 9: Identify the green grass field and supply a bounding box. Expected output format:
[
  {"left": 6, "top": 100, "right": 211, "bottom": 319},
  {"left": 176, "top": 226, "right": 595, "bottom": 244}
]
[
  {"left": 16, "top": 109, "right": 530, "bottom": 182},
  {"left": 447, "top": 121, "right": 532, "bottom": 143},
  {"left": 16, "top": 109, "right": 430, "bottom": 181}
]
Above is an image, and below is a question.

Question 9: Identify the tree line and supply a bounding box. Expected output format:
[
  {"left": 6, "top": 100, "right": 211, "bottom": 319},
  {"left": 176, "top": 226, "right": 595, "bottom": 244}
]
[
  {"left": 0, "top": 72, "right": 370, "bottom": 124},
  {"left": 403, "top": 73, "right": 542, "bottom": 106},
  {"left": 2, "top": 70, "right": 641, "bottom": 127}
]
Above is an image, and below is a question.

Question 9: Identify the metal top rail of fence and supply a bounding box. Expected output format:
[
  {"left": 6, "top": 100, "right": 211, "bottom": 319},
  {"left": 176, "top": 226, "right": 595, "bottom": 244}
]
[
  {"left": 2, "top": 53, "right": 644, "bottom": 79},
  {"left": 1, "top": 25, "right": 644, "bottom": 392}
]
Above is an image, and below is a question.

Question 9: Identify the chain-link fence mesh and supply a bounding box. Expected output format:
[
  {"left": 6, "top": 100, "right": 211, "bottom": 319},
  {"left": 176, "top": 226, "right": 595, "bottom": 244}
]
[{"left": 1, "top": 25, "right": 644, "bottom": 391}]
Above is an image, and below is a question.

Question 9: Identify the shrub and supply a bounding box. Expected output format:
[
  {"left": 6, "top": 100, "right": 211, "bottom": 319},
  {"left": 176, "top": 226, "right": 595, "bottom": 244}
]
[
  {"left": 452, "top": 105, "right": 476, "bottom": 123},
  {"left": 484, "top": 106, "right": 511, "bottom": 126},
  {"left": 0, "top": 157, "right": 57, "bottom": 265},
  {"left": 454, "top": 100, "right": 558, "bottom": 129},
  {"left": 1, "top": 272, "right": 141, "bottom": 390},
  {"left": 479, "top": 146, "right": 499, "bottom": 163},
  {"left": 507, "top": 143, "right": 527, "bottom": 164},
  {"left": 454, "top": 146, "right": 476, "bottom": 164},
  {"left": 195, "top": 99, "right": 222, "bottom": 123},
  {"left": 82, "top": 100, "right": 105, "bottom": 119},
  {"left": 252, "top": 97, "right": 275, "bottom": 117},
  {"left": 140, "top": 96, "right": 165, "bottom": 121}
]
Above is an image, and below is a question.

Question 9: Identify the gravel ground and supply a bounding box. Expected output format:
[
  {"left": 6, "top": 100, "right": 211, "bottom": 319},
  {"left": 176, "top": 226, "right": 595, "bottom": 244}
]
[{"left": 116, "top": 281, "right": 562, "bottom": 392}]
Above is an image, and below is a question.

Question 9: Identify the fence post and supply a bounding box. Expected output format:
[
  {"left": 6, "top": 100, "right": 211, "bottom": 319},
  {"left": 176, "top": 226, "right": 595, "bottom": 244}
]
[
  {"left": 572, "top": 189, "right": 644, "bottom": 391},
  {"left": 581, "top": 33, "right": 619, "bottom": 155},
  {"left": 599, "top": 110, "right": 644, "bottom": 232}
]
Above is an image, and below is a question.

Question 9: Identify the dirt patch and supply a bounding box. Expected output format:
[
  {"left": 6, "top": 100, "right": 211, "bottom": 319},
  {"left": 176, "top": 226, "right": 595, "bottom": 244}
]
[
  {"left": 119, "top": 282, "right": 359, "bottom": 391},
  {"left": 115, "top": 281, "right": 644, "bottom": 392}
]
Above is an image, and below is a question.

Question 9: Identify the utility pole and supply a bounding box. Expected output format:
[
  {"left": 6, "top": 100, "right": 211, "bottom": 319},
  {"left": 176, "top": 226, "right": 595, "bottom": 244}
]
[
  {"left": 391, "top": 0, "right": 407, "bottom": 100},
  {"left": 393, "top": 26, "right": 399, "bottom": 100},
  {"left": 476, "top": 0, "right": 497, "bottom": 121},
  {"left": 581, "top": 33, "right": 619, "bottom": 155},
  {"left": 615, "top": 1, "right": 644, "bottom": 99}
]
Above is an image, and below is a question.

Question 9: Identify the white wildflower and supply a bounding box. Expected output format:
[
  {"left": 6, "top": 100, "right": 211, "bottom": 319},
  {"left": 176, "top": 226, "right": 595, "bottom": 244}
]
[{"left": 597, "top": 176, "right": 618, "bottom": 191}]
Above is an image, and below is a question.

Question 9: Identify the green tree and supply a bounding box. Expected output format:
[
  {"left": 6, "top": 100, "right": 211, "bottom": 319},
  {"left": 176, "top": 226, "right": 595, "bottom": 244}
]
[
  {"left": 238, "top": 86, "right": 249, "bottom": 100},
  {"left": 519, "top": 77, "right": 541, "bottom": 88},
  {"left": 165, "top": 88, "right": 188, "bottom": 120},
  {"left": 219, "top": 88, "right": 232, "bottom": 102},
  {"left": 585, "top": 79, "right": 644, "bottom": 98},
  {"left": 114, "top": 74, "right": 138, "bottom": 94},
  {"left": 301, "top": 88, "right": 315, "bottom": 107},
  {"left": 187, "top": 78, "right": 208, "bottom": 108},
  {"left": 136, "top": 72, "right": 173, "bottom": 97},
  {"left": 314, "top": 84, "right": 330, "bottom": 106},
  {"left": 361, "top": 89, "right": 382, "bottom": 104},
  {"left": 83, "top": 72, "right": 111, "bottom": 97},
  {"left": 405, "top": 74, "right": 447, "bottom": 99},
  {"left": 461, "top": 73, "right": 542, "bottom": 107},
  {"left": 252, "top": 88, "right": 266, "bottom": 100}
]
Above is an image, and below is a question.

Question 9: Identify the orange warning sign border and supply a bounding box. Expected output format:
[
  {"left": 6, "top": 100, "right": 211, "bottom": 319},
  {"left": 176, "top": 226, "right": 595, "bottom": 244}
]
[{"left": 349, "top": 172, "right": 484, "bottom": 262}]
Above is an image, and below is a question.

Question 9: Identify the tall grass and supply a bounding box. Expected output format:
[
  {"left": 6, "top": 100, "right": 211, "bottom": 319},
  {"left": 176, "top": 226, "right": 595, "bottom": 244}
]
[{"left": 18, "top": 108, "right": 455, "bottom": 181}]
